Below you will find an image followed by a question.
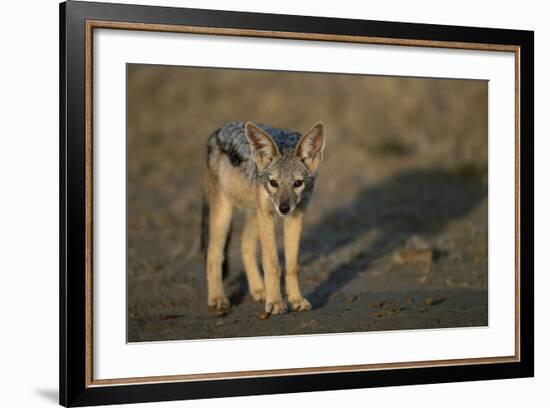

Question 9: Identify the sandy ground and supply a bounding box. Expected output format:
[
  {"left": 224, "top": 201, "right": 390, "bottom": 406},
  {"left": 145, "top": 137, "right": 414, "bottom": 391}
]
[{"left": 127, "top": 64, "right": 488, "bottom": 342}]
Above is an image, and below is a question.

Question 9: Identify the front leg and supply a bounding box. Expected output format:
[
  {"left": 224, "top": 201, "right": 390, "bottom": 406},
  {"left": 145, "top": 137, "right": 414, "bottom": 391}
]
[
  {"left": 284, "top": 210, "right": 311, "bottom": 311},
  {"left": 257, "top": 209, "right": 287, "bottom": 314}
]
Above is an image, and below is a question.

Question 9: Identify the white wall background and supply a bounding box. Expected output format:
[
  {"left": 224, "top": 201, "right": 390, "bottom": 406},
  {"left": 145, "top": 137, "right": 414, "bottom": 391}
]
[{"left": 0, "top": 0, "right": 545, "bottom": 407}]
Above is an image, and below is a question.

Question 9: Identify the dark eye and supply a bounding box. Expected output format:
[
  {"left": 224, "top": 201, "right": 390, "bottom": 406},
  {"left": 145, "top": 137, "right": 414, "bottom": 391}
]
[
  {"left": 269, "top": 179, "right": 279, "bottom": 188},
  {"left": 294, "top": 180, "right": 303, "bottom": 188}
]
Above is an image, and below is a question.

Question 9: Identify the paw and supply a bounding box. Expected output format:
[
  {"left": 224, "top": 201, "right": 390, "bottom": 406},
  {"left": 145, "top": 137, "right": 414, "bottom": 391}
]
[
  {"left": 208, "top": 295, "right": 230, "bottom": 311},
  {"left": 289, "top": 297, "right": 312, "bottom": 312},
  {"left": 265, "top": 300, "right": 288, "bottom": 314},
  {"left": 250, "top": 287, "right": 266, "bottom": 302}
]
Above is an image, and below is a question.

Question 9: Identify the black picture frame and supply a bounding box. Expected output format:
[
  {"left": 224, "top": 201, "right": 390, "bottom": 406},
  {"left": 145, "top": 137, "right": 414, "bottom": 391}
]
[{"left": 60, "top": 1, "right": 534, "bottom": 406}]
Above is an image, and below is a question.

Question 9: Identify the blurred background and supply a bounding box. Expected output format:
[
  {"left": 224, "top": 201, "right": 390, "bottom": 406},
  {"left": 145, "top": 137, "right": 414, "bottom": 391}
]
[{"left": 127, "top": 64, "right": 488, "bottom": 342}]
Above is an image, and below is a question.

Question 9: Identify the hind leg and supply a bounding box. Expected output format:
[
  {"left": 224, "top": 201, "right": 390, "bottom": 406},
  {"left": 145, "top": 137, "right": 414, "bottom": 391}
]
[
  {"left": 241, "top": 214, "right": 265, "bottom": 302},
  {"left": 206, "top": 180, "right": 233, "bottom": 310}
]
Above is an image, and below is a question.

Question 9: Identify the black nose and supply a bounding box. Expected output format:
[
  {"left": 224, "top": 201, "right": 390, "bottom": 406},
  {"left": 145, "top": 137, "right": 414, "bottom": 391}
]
[{"left": 279, "top": 203, "right": 290, "bottom": 214}]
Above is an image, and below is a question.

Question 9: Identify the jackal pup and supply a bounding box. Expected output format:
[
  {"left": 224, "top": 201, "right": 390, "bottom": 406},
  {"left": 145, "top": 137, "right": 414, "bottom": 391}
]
[{"left": 203, "top": 121, "right": 326, "bottom": 315}]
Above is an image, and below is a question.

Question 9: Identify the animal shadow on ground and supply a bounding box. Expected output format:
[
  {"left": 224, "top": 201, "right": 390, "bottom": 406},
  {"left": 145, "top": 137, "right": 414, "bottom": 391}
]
[
  {"left": 221, "top": 167, "right": 486, "bottom": 309},
  {"left": 297, "top": 167, "right": 487, "bottom": 308}
]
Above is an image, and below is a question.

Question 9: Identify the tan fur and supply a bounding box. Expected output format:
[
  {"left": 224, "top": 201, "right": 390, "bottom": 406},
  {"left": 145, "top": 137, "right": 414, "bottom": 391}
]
[
  {"left": 256, "top": 198, "right": 287, "bottom": 314},
  {"left": 205, "top": 175, "right": 232, "bottom": 309},
  {"left": 240, "top": 214, "right": 265, "bottom": 301},
  {"left": 284, "top": 210, "right": 311, "bottom": 311},
  {"left": 213, "top": 151, "right": 257, "bottom": 209}
]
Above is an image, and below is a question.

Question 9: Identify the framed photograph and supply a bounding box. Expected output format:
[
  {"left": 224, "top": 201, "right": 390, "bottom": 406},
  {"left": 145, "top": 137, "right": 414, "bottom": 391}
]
[{"left": 60, "top": 1, "right": 534, "bottom": 406}]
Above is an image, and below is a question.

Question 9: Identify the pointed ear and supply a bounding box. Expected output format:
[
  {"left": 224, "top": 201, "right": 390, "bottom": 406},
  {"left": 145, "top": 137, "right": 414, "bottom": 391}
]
[
  {"left": 245, "top": 122, "right": 281, "bottom": 171},
  {"left": 294, "top": 122, "right": 326, "bottom": 173}
]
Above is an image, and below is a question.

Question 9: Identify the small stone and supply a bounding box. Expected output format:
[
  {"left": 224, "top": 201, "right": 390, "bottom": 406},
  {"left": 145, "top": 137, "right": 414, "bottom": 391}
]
[
  {"left": 300, "top": 319, "right": 320, "bottom": 328},
  {"left": 328, "top": 293, "right": 339, "bottom": 300},
  {"left": 345, "top": 295, "right": 358, "bottom": 304},
  {"left": 406, "top": 234, "right": 430, "bottom": 249},
  {"left": 215, "top": 320, "right": 223, "bottom": 326},
  {"left": 418, "top": 275, "right": 428, "bottom": 283},
  {"left": 394, "top": 249, "right": 433, "bottom": 265},
  {"left": 370, "top": 300, "right": 384, "bottom": 308},
  {"left": 424, "top": 296, "right": 446, "bottom": 306}
]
